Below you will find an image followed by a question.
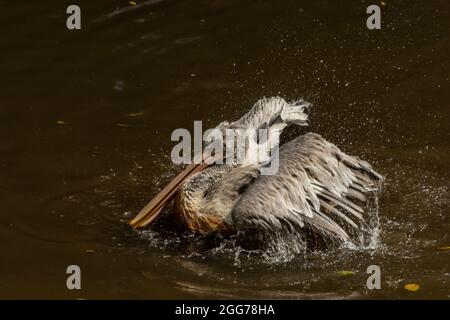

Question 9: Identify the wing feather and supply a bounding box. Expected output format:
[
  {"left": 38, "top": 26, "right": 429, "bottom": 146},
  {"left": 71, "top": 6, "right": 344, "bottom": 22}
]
[{"left": 231, "top": 132, "right": 383, "bottom": 248}]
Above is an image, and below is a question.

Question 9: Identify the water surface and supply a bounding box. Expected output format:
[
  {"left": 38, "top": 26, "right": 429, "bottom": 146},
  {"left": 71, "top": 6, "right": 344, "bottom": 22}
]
[{"left": 1, "top": 0, "right": 449, "bottom": 299}]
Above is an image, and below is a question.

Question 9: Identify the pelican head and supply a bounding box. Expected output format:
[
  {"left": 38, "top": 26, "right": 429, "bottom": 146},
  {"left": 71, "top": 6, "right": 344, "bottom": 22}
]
[{"left": 130, "top": 97, "right": 310, "bottom": 229}]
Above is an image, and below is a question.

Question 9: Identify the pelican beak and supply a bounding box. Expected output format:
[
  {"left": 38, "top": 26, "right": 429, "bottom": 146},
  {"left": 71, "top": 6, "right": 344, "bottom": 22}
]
[{"left": 129, "top": 162, "right": 210, "bottom": 228}]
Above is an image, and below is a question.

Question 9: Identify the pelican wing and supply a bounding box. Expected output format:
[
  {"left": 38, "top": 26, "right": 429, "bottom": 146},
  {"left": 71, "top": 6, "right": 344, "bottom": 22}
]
[
  {"left": 228, "top": 96, "right": 310, "bottom": 131},
  {"left": 231, "top": 132, "right": 383, "bottom": 246}
]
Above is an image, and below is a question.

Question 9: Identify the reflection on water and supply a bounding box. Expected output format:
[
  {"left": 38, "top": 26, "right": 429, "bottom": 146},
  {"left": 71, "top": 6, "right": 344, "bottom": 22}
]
[{"left": 0, "top": 0, "right": 449, "bottom": 298}]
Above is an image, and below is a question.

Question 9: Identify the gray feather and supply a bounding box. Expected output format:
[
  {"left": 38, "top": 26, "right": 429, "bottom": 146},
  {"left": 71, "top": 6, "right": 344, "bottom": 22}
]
[{"left": 230, "top": 132, "right": 383, "bottom": 245}]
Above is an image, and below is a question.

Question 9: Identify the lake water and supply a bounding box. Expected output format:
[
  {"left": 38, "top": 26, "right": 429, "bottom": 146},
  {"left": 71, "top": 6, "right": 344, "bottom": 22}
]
[{"left": 1, "top": 0, "right": 448, "bottom": 299}]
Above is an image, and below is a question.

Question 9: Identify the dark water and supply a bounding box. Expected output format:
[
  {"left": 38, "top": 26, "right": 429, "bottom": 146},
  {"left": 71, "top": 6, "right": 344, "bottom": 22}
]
[{"left": 1, "top": 0, "right": 449, "bottom": 299}]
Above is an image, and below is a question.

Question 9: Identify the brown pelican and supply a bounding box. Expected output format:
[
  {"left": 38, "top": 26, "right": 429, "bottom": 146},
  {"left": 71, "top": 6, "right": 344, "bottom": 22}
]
[{"left": 130, "top": 97, "right": 383, "bottom": 249}]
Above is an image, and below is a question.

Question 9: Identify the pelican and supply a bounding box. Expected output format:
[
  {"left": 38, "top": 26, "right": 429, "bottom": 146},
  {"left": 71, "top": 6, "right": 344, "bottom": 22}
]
[{"left": 130, "top": 97, "right": 383, "bottom": 249}]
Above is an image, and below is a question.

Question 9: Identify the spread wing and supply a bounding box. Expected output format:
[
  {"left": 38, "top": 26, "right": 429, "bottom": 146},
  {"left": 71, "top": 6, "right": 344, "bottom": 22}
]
[
  {"left": 231, "top": 96, "right": 310, "bottom": 129},
  {"left": 231, "top": 132, "right": 383, "bottom": 248},
  {"left": 215, "top": 97, "right": 310, "bottom": 135}
]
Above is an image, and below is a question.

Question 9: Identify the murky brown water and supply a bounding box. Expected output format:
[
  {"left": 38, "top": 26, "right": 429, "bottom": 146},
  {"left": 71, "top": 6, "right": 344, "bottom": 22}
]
[{"left": 1, "top": 0, "right": 449, "bottom": 299}]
